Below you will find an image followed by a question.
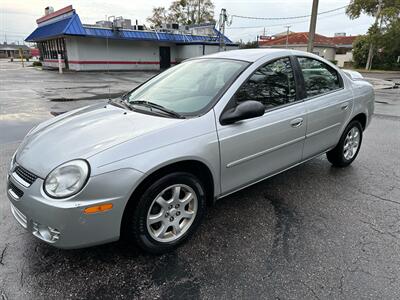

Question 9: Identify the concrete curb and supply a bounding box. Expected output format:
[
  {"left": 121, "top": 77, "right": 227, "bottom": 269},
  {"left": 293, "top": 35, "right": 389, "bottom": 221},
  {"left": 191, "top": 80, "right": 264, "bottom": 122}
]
[{"left": 363, "top": 77, "right": 396, "bottom": 90}]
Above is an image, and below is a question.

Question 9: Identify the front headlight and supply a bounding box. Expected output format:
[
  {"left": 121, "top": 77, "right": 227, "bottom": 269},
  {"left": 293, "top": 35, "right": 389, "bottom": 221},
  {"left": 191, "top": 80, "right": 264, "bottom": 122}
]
[{"left": 44, "top": 160, "right": 90, "bottom": 198}]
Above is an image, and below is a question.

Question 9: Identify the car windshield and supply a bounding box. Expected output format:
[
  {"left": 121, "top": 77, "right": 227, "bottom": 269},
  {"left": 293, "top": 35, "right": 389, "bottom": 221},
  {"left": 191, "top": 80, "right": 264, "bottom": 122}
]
[{"left": 126, "top": 58, "right": 248, "bottom": 115}]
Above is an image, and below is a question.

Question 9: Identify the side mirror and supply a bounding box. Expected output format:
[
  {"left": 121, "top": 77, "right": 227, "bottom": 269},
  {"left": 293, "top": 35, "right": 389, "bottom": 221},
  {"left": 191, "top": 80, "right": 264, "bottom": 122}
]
[{"left": 220, "top": 100, "right": 265, "bottom": 125}]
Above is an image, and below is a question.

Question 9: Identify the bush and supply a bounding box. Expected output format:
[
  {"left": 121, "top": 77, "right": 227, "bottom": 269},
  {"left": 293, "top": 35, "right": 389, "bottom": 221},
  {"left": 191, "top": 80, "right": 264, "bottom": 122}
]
[
  {"left": 329, "top": 59, "right": 338, "bottom": 65},
  {"left": 352, "top": 19, "right": 400, "bottom": 71},
  {"left": 352, "top": 36, "right": 370, "bottom": 68},
  {"left": 32, "top": 61, "right": 42, "bottom": 67}
]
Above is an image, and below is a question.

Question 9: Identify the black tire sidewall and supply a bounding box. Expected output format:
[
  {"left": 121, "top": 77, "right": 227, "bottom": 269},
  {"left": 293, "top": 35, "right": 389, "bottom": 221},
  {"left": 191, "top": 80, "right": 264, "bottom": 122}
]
[
  {"left": 334, "top": 120, "right": 363, "bottom": 166},
  {"left": 131, "top": 172, "right": 206, "bottom": 254}
]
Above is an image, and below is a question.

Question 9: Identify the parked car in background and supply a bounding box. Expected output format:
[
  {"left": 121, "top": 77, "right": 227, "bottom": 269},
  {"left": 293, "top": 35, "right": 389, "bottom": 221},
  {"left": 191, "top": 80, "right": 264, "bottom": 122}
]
[{"left": 7, "top": 49, "right": 374, "bottom": 254}]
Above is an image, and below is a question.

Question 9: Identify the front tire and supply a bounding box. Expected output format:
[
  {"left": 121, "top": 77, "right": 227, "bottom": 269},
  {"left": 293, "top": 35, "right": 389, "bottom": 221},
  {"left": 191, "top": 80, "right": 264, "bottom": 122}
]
[
  {"left": 327, "top": 120, "right": 363, "bottom": 167},
  {"left": 126, "top": 172, "right": 206, "bottom": 254}
]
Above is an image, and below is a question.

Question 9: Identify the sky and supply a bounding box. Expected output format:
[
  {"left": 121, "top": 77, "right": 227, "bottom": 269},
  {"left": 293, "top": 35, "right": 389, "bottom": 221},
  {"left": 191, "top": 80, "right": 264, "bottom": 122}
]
[{"left": 0, "top": 0, "right": 374, "bottom": 44}]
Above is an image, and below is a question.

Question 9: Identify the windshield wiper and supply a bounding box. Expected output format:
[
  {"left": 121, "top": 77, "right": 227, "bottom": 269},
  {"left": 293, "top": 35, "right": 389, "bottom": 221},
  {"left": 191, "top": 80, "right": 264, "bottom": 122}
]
[
  {"left": 108, "top": 97, "right": 132, "bottom": 110},
  {"left": 128, "top": 100, "right": 184, "bottom": 119}
]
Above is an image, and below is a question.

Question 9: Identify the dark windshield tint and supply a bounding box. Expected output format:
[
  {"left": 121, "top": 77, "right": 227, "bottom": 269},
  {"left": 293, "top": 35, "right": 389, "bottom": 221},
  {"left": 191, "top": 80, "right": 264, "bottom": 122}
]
[{"left": 127, "top": 59, "right": 248, "bottom": 114}]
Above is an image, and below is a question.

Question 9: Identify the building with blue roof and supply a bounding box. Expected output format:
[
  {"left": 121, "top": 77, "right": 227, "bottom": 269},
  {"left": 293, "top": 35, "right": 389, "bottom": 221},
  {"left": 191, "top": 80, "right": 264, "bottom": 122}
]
[{"left": 25, "top": 5, "right": 238, "bottom": 71}]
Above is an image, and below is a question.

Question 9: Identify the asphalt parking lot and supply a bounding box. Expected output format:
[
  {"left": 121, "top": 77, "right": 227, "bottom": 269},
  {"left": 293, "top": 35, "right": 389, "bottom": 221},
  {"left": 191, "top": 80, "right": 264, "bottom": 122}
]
[{"left": 1, "top": 60, "right": 399, "bottom": 299}]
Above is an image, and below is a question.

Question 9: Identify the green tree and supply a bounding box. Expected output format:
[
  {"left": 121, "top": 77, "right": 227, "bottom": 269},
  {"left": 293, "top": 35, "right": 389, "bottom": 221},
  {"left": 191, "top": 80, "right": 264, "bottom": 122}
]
[
  {"left": 352, "top": 35, "right": 370, "bottom": 68},
  {"left": 346, "top": 0, "right": 400, "bottom": 22},
  {"left": 346, "top": 0, "right": 400, "bottom": 70},
  {"left": 352, "top": 20, "right": 400, "bottom": 70},
  {"left": 375, "top": 19, "right": 400, "bottom": 69},
  {"left": 238, "top": 40, "right": 259, "bottom": 49}
]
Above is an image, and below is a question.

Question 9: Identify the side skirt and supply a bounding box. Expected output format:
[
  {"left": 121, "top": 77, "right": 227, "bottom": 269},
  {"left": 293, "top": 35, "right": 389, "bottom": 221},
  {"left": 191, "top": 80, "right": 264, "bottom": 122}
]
[{"left": 215, "top": 149, "right": 333, "bottom": 201}]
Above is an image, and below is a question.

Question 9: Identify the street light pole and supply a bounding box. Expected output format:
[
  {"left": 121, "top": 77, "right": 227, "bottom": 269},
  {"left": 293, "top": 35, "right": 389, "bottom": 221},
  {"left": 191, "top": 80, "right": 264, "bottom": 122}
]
[{"left": 307, "top": 0, "right": 319, "bottom": 53}]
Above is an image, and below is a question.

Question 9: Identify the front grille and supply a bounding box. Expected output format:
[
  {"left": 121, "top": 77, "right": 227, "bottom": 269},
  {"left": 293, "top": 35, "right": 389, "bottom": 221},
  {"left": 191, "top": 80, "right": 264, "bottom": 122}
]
[
  {"left": 8, "top": 180, "right": 24, "bottom": 198},
  {"left": 15, "top": 166, "right": 38, "bottom": 185}
]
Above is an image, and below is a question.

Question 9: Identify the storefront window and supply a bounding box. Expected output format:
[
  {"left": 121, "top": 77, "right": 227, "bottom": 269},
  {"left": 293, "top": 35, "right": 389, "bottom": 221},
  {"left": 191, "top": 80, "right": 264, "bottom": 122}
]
[{"left": 39, "top": 38, "right": 66, "bottom": 60}]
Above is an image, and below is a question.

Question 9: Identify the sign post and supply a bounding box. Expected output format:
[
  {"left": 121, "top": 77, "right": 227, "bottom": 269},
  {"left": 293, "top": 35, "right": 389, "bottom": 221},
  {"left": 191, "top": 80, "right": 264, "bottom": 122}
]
[
  {"left": 18, "top": 48, "right": 25, "bottom": 67},
  {"left": 58, "top": 53, "right": 63, "bottom": 74}
]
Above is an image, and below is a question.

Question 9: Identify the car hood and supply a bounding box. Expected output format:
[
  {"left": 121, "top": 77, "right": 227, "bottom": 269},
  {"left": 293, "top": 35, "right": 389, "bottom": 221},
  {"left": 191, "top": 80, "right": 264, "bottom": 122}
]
[{"left": 16, "top": 103, "right": 183, "bottom": 177}]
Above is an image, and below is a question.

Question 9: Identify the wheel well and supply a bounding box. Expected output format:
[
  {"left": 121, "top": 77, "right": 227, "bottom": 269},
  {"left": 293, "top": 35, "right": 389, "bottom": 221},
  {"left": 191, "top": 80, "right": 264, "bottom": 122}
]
[
  {"left": 126, "top": 160, "right": 215, "bottom": 211},
  {"left": 351, "top": 113, "right": 367, "bottom": 130}
]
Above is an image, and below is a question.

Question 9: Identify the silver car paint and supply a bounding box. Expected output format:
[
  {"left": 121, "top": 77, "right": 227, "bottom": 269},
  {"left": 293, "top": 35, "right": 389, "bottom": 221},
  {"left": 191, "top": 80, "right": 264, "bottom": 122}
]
[
  {"left": 7, "top": 49, "right": 374, "bottom": 249},
  {"left": 16, "top": 103, "right": 184, "bottom": 178},
  {"left": 8, "top": 168, "right": 143, "bottom": 248}
]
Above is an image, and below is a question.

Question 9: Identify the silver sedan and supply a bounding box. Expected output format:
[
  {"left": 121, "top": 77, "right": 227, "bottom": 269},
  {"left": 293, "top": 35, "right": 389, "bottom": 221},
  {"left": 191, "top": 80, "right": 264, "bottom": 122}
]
[{"left": 7, "top": 49, "right": 374, "bottom": 254}]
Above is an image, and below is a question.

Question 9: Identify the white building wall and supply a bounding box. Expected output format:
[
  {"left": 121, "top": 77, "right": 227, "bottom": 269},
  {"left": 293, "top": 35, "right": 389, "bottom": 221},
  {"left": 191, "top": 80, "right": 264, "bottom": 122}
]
[
  {"left": 43, "top": 36, "right": 238, "bottom": 71},
  {"left": 315, "top": 47, "right": 336, "bottom": 61},
  {"left": 203, "top": 45, "right": 236, "bottom": 55},
  {"left": 289, "top": 46, "right": 336, "bottom": 61},
  {"left": 335, "top": 51, "right": 353, "bottom": 67},
  {"left": 176, "top": 45, "right": 203, "bottom": 62},
  {"left": 64, "top": 36, "right": 178, "bottom": 71},
  {"left": 176, "top": 44, "right": 238, "bottom": 62},
  {"left": 204, "top": 45, "right": 219, "bottom": 55},
  {"left": 261, "top": 45, "right": 336, "bottom": 61}
]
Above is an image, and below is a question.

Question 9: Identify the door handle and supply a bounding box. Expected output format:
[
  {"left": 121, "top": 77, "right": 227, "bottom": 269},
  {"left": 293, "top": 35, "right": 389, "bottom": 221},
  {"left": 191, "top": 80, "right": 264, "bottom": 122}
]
[
  {"left": 290, "top": 117, "right": 303, "bottom": 128},
  {"left": 341, "top": 103, "right": 349, "bottom": 110}
]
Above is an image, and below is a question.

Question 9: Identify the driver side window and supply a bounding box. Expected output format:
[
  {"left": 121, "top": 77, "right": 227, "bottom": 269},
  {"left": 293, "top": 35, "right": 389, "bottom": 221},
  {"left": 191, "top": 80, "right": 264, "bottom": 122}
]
[{"left": 235, "top": 57, "right": 297, "bottom": 110}]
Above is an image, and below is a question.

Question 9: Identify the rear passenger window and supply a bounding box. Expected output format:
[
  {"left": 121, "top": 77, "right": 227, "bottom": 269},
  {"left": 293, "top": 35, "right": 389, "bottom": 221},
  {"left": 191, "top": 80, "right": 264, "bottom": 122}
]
[
  {"left": 235, "top": 57, "right": 296, "bottom": 110},
  {"left": 297, "top": 57, "right": 341, "bottom": 98}
]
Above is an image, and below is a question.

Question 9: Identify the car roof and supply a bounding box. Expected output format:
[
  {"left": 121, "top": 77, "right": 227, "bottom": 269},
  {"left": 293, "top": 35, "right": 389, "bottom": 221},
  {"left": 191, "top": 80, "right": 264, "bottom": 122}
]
[{"left": 199, "top": 48, "right": 319, "bottom": 63}]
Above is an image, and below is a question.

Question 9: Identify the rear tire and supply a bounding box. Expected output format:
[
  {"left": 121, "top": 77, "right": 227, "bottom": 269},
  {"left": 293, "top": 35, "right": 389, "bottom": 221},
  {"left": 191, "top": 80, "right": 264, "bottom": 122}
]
[
  {"left": 327, "top": 120, "right": 363, "bottom": 167},
  {"left": 124, "top": 172, "right": 206, "bottom": 254}
]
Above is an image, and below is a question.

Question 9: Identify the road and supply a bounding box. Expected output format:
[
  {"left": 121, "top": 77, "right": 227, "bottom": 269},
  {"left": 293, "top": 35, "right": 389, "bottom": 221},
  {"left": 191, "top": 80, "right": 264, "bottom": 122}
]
[{"left": 1, "top": 60, "right": 399, "bottom": 299}]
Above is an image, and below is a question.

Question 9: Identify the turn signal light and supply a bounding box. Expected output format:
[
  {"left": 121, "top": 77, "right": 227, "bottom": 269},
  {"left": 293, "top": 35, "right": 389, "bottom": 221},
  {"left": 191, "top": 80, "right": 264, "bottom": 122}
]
[{"left": 84, "top": 203, "right": 113, "bottom": 214}]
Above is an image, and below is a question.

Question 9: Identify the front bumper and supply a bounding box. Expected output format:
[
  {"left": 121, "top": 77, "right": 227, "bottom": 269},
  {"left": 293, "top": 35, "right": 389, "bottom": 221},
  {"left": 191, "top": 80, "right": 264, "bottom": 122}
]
[{"left": 7, "top": 166, "right": 143, "bottom": 249}]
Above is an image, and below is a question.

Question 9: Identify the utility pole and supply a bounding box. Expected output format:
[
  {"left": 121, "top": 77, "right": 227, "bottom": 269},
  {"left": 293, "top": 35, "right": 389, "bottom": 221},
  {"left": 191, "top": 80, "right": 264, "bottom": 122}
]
[
  {"left": 285, "top": 25, "right": 291, "bottom": 48},
  {"left": 365, "top": 0, "right": 383, "bottom": 70},
  {"left": 198, "top": 0, "right": 201, "bottom": 24},
  {"left": 307, "top": 0, "right": 319, "bottom": 53},
  {"left": 218, "top": 8, "right": 227, "bottom": 51}
]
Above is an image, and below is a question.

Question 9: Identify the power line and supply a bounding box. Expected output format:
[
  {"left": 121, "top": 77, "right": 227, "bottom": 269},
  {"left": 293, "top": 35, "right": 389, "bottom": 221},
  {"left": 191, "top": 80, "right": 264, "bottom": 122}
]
[
  {"left": 227, "top": 11, "right": 345, "bottom": 30},
  {"left": 230, "top": 5, "right": 347, "bottom": 21}
]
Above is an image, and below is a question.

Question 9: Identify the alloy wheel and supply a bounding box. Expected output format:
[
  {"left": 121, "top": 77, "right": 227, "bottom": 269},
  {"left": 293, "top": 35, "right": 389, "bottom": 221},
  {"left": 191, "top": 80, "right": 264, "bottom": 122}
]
[
  {"left": 343, "top": 127, "right": 360, "bottom": 160},
  {"left": 146, "top": 184, "right": 198, "bottom": 243}
]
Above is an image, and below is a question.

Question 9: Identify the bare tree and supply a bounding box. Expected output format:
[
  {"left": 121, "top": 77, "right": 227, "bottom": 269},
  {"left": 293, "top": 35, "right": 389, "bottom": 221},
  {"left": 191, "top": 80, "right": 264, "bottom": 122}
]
[
  {"left": 148, "top": 0, "right": 215, "bottom": 27},
  {"left": 147, "top": 7, "right": 168, "bottom": 28}
]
